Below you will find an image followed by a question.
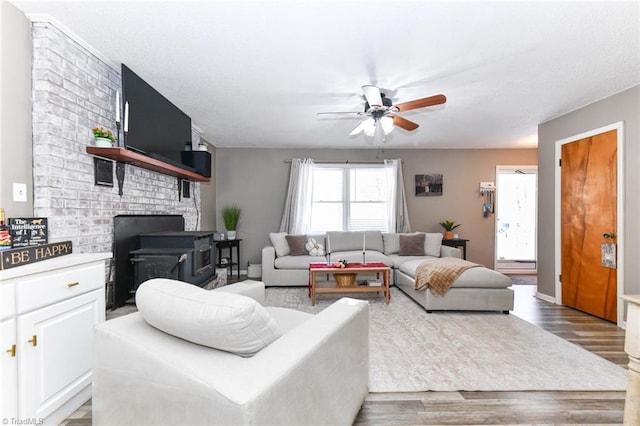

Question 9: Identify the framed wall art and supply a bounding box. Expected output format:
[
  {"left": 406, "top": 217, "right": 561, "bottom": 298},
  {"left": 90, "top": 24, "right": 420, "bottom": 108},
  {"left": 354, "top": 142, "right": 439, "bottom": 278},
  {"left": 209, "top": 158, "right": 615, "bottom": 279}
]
[{"left": 415, "top": 174, "right": 443, "bottom": 196}]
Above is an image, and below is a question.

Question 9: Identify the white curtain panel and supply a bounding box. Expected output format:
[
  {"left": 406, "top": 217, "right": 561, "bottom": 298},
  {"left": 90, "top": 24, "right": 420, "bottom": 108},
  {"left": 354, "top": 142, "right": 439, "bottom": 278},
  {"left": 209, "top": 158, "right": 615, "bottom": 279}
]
[
  {"left": 279, "top": 158, "right": 315, "bottom": 234},
  {"left": 384, "top": 159, "right": 412, "bottom": 233}
]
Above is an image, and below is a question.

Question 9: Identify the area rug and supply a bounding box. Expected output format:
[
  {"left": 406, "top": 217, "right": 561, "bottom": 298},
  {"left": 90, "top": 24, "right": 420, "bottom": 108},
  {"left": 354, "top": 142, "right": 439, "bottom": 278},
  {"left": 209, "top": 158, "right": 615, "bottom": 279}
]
[{"left": 264, "top": 287, "right": 628, "bottom": 392}]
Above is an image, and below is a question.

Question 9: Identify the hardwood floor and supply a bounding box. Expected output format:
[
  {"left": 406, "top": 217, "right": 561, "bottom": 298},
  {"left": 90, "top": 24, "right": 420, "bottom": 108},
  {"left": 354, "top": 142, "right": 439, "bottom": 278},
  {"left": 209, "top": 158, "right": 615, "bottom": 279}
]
[
  {"left": 354, "top": 282, "right": 628, "bottom": 425},
  {"left": 62, "top": 276, "right": 628, "bottom": 425}
]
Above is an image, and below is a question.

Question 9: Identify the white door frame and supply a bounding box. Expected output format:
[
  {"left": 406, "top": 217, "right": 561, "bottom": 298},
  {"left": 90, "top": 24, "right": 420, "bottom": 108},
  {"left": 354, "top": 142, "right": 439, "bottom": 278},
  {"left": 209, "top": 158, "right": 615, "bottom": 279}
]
[
  {"left": 494, "top": 165, "right": 538, "bottom": 273},
  {"left": 554, "top": 121, "right": 624, "bottom": 327}
]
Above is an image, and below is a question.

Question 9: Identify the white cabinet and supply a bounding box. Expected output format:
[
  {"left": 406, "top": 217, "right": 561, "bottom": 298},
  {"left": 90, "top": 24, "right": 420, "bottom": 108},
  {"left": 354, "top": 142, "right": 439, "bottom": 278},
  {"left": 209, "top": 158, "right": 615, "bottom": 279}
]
[
  {"left": 1, "top": 318, "right": 18, "bottom": 421},
  {"left": 0, "top": 253, "right": 110, "bottom": 425}
]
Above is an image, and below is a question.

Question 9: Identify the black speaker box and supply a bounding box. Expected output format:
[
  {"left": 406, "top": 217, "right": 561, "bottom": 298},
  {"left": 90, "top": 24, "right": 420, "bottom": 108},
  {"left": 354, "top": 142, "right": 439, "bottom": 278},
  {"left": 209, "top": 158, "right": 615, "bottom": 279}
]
[{"left": 181, "top": 151, "right": 212, "bottom": 177}]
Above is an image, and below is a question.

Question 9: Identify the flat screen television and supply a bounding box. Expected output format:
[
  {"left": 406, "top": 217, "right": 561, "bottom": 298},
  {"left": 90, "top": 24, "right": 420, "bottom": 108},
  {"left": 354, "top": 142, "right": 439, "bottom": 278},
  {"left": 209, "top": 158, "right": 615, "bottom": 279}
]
[{"left": 121, "top": 64, "right": 192, "bottom": 168}]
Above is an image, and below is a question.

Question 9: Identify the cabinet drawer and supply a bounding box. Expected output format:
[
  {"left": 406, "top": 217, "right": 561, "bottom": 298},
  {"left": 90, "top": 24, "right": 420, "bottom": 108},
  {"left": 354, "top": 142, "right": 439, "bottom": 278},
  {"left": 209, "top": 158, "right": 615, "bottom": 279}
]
[{"left": 15, "top": 264, "right": 104, "bottom": 314}]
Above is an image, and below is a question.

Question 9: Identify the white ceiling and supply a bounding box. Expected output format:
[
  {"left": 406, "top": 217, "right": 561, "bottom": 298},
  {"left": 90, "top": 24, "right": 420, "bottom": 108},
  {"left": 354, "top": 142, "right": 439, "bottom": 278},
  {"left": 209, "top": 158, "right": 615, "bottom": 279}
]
[{"left": 9, "top": 1, "right": 640, "bottom": 149}]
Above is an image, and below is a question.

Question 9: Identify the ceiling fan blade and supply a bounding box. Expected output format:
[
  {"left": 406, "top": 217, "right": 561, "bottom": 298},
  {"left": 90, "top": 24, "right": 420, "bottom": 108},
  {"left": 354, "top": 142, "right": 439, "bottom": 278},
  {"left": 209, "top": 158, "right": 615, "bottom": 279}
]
[
  {"left": 393, "top": 115, "right": 419, "bottom": 131},
  {"left": 349, "top": 121, "right": 368, "bottom": 136},
  {"left": 395, "top": 94, "right": 446, "bottom": 112},
  {"left": 362, "top": 85, "right": 383, "bottom": 107}
]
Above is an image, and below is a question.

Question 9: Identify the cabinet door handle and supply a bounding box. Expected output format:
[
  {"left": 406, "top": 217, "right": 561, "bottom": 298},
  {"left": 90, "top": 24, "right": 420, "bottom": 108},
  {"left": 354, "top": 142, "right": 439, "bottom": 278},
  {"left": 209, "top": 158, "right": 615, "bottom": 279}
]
[
  {"left": 6, "top": 344, "right": 16, "bottom": 357},
  {"left": 28, "top": 335, "right": 37, "bottom": 347},
  {"left": 67, "top": 281, "right": 80, "bottom": 288}
]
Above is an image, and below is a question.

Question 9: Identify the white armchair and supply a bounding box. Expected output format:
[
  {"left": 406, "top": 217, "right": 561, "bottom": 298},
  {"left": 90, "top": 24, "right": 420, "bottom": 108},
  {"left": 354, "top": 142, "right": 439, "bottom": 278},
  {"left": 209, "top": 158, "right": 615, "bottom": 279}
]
[{"left": 92, "top": 280, "right": 369, "bottom": 425}]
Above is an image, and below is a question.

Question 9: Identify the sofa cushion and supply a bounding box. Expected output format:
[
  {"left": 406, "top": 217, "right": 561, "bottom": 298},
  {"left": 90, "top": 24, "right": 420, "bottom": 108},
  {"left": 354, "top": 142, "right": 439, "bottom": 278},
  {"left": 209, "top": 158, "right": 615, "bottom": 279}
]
[
  {"left": 382, "top": 233, "right": 403, "bottom": 254},
  {"left": 398, "top": 259, "right": 513, "bottom": 289},
  {"left": 327, "top": 231, "right": 383, "bottom": 253},
  {"left": 136, "top": 278, "right": 282, "bottom": 357},
  {"left": 286, "top": 235, "right": 309, "bottom": 255},
  {"left": 331, "top": 250, "right": 394, "bottom": 266},
  {"left": 274, "top": 254, "right": 327, "bottom": 269},
  {"left": 270, "top": 232, "right": 290, "bottom": 257},
  {"left": 420, "top": 232, "right": 443, "bottom": 257},
  {"left": 364, "top": 230, "right": 385, "bottom": 252},
  {"left": 399, "top": 234, "right": 426, "bottom": 256}
]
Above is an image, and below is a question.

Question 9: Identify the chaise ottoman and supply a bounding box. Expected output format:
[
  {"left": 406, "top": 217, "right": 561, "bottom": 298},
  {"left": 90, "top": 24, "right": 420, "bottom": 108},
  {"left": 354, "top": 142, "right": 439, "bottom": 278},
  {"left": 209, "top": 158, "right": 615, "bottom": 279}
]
[{"left": 394, "top": 259, "right": 514, "bottom": 313}]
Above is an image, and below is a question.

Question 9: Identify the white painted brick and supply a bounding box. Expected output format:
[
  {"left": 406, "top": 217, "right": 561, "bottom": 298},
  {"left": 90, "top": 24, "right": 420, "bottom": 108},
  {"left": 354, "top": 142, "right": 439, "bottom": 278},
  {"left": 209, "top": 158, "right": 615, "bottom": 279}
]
[{"left": 31, "top": 22, "right": 201, "bottom": 255}]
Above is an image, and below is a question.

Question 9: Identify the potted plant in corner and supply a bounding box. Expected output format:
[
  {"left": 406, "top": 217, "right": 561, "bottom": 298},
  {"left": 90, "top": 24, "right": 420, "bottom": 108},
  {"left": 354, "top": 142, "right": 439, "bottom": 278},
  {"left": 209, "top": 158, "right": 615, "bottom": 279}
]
[
  {"left": 92, "top": 127, "right": 116, "bottom": 147},
  {"left": 222, "top": 205, "right": 241, "bottom": 240},
  {"left": 439, "top": 220, "right": 461, "bottom": 240}
]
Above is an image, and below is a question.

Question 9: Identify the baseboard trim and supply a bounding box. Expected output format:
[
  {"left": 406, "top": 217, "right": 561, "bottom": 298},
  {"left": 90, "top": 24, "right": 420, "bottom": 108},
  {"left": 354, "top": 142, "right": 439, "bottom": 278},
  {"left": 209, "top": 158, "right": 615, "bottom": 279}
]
[{"left": 535, "top": 291, "right": 557, "bottom": 304}]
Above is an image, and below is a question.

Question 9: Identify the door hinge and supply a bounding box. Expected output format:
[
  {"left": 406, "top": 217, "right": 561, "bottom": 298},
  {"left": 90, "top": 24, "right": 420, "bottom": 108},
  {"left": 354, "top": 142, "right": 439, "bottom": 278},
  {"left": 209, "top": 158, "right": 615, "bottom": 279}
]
[
  {"left": 559, "top": 274, "right": 562, "bottom": 282},
  {"left": 559, "top": 158, "right": 562, "bottom": 167}
]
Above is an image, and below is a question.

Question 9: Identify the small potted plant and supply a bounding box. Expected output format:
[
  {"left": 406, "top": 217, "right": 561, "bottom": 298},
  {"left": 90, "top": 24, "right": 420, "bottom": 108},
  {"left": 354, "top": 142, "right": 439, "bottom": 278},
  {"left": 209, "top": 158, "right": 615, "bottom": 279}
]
[
  {"left": 222, "top": 205, "right": 241, "bottom": 239},
  {"left": 439, "top": 220, "right": 461, "bottom": 240},
  {"left": 92, "top": 127, "right": 116, "bottom": 147}
]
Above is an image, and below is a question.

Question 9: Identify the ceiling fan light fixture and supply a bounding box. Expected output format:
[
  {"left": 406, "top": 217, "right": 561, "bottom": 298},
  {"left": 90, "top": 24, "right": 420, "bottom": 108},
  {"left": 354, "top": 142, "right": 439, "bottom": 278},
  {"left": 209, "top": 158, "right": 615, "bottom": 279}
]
[
  {"left": 363, "top": 118, "right": 376, "bottom": 136},
  {"left": 380, "top": 116, "right": 394, "bottom": 135}
]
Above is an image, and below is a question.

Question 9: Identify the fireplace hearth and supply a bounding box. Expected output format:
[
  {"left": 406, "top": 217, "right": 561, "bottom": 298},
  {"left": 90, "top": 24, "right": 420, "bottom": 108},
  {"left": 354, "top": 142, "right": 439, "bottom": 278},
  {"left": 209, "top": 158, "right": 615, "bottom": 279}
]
[
  {"left": 113, "top": 215, "right": 218, "bottom": 308},
  {"left": 131, "top": 231, "right": 216, "bottom": 291}
]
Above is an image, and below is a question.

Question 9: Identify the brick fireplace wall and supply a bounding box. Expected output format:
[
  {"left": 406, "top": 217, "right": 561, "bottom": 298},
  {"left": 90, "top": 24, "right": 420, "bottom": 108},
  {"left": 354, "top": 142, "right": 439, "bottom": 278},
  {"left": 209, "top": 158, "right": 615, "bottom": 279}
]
[{"left": 30, "top": 21, "right": 201, "bottom": 254}]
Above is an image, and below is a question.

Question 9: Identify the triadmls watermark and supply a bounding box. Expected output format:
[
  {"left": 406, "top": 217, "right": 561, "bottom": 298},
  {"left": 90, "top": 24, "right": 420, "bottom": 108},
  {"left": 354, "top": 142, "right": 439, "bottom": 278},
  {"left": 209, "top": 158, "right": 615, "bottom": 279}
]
[{"left": 2, "top": 418, "right": 44, "bottom": 425}]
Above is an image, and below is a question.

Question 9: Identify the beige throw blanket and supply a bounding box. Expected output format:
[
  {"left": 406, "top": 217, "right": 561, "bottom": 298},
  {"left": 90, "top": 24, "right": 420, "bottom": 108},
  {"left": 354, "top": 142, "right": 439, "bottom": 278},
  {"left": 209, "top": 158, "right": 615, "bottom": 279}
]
[{"left": 414, "top": 257, "right": 481, "bottom": 295}]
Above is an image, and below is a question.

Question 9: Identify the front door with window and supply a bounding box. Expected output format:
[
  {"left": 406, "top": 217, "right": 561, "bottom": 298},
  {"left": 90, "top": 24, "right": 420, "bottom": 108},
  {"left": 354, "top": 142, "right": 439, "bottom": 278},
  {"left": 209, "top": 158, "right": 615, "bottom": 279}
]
[{"left": 495, "top": 166, "right": 537, "bottom": 272}]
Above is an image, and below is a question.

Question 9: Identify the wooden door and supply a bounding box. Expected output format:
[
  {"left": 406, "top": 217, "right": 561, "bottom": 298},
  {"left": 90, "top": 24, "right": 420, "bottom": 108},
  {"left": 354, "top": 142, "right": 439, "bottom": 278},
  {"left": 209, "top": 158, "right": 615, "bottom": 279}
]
[{"left": 561, "top": 129, "right": 617, "bottom": 322}]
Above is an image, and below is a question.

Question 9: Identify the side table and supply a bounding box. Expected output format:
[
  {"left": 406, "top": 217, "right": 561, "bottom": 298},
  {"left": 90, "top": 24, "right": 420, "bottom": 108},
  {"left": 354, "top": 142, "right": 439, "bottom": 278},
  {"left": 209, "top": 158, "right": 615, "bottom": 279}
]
[
  {"left": 442, "top": 238, "right": 469, "bottom": 260},
  {"left": 622, "top": 295, "right": 640, "bottom": 425},
  {"left": 214, "top": 239, "right": 242, "bottom": 279}
]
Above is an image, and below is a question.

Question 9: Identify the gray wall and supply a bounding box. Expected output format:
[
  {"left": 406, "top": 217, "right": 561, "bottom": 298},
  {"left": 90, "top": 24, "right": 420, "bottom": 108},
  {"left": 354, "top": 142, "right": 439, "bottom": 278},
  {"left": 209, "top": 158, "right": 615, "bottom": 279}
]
[
  {"left": 213, "top": 148, "right": 537, "bottom": 270},
  {"left": 538, "top": 85, "right": 640, "bottom": 298},
  {"left": 0, "top": 2, "right": 33, "bottom": 216}
]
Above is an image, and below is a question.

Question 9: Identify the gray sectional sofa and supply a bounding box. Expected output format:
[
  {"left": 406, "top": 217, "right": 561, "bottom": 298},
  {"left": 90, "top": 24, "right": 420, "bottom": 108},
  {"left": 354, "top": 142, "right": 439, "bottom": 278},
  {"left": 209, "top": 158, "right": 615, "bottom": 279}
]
[{"left": 262, "top": 230, "right": 514, "bottom": 312}]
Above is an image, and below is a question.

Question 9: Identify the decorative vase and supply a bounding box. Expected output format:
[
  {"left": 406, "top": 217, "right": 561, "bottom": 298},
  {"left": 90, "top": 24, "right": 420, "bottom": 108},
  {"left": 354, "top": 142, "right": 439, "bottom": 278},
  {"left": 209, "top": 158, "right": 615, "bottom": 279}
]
[
  {"left": 227, "top": 230, "right": 236, "bottom": 240},
  {"left": 95, "top": 137, "right": 113, "bottom": 148},
  {"left": 444, "top": 231, "right": 454, "bottom": 240}
]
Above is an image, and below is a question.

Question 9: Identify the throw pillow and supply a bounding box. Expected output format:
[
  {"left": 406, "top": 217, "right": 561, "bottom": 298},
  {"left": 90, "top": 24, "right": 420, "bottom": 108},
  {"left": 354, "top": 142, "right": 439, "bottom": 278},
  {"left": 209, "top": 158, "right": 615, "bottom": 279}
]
[
  {"left": 285, "top": 235, "right": 309, "bottom": 256},
  {"left": 399, "top": 233, "right": 426, "bottom": 256},
  {"left": 423, "top": 232, "right": 443, "bottom": 257},
  {"left": 304, "top": 237, "right": 325, "bottom": 256},
  {"left": 136, "top": 278, "right": 282, "bottom": 357},
  {"left": 269, "top": 232, "right": 290, "bottom": 257},
  {"left": 383, "top": 232, "right": 417, "bottom": 254}
]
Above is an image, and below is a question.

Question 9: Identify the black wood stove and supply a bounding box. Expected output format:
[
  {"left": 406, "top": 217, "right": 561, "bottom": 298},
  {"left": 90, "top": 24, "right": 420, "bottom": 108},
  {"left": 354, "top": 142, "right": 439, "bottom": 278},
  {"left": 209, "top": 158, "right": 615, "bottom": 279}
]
[{"left": 130, "top": 231, "right": 216, "bottom": 291}]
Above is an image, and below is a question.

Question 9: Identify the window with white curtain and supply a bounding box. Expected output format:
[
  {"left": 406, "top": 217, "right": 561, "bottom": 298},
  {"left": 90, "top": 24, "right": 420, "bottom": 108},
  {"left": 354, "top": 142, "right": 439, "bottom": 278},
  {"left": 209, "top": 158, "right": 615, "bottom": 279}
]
[{"left": 308, "top": 164, "right": 389, "bottom": 233}]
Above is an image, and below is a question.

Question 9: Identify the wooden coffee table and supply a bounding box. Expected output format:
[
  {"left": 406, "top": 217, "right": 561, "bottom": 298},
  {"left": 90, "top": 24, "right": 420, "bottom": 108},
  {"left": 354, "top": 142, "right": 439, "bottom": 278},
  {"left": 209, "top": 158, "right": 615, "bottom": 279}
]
[{"left": 308, "top": 262, "right": 391, "bottom": 306}]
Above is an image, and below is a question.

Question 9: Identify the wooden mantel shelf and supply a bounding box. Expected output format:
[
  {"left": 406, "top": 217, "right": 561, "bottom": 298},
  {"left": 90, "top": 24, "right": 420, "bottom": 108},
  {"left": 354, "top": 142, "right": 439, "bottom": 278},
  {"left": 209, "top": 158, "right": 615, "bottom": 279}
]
[{"left": 86, "top": 147, "right": 210, "bottom": 182}]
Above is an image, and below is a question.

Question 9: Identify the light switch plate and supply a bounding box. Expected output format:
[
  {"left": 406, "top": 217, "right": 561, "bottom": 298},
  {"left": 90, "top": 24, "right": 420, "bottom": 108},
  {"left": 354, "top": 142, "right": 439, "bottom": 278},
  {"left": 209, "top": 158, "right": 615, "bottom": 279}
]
[{"left": 13, "top": 183, "right": 27, "bottom": 202}]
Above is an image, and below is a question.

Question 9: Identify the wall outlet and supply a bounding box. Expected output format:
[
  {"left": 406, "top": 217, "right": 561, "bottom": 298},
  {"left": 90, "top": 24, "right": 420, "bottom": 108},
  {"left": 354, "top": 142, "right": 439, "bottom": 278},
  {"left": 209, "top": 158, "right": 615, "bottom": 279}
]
[{"left": 13, "top": 183, "right": 27, "bottom": 202}]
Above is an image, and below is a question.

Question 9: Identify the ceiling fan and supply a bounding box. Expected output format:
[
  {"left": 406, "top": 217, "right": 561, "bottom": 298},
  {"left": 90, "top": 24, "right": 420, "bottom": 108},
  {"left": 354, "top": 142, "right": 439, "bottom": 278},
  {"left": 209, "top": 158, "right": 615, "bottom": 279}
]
[{"left": 317, "top": 85, "right": 446, "bottom": 138}]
